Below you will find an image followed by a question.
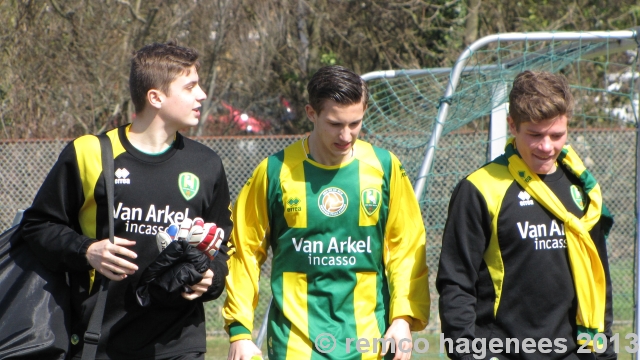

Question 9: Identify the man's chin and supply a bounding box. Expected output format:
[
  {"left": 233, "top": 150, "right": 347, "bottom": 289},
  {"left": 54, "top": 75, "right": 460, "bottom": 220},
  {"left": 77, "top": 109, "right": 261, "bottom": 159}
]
[
  {"left": 184, "top": 118, "right": 199, "bottom": 128},
  {"left": 532, "top": 164, "right": 556, "bottom": 174},
  {"left": 332, "top": 147, "right": 351, "bottom": 155}
]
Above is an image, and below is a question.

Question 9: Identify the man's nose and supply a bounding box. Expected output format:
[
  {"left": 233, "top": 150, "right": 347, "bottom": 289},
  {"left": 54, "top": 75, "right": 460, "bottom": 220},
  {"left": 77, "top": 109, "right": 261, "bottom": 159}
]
[
  {"left": 539, "top": 136, "right": 552, "bottom": 152},
  {"left": 339, "top": 127, "right": 352, "bottom": 142},
  {"left": 196, "top": 84, "right": 207, "bottom": 101}
]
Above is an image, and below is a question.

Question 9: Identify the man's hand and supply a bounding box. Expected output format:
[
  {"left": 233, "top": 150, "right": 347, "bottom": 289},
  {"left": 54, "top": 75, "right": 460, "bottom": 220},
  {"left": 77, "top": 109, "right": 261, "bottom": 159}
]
[
  {"left": 381, "top": 317, "right": 413, "bottom": 360},
  {"left": 86, "top": 237, "right": 138, "bottom": 281},
  {"left": 182, "top": 268, "right": 214, "bottom": 300},
  {"left": 227, "top": 339, "right": 262, "bottom": 360}
]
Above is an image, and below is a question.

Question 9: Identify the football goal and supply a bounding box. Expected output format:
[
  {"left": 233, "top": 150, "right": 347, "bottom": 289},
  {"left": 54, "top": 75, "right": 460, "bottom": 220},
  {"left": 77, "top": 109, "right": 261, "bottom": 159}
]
[{"left": 362, "top": 29, "right": 640, "bottom": 336}]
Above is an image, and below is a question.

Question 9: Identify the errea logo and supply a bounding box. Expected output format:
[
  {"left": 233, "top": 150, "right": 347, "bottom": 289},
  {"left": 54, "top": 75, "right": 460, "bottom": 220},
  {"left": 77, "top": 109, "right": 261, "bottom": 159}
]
[
  {"left": 286, "top": 197, "right": 302, "bottom": 213},
  {"left": 115, "top": 168, "right": 130, "bottom": 185},
  {"left": 518, "top": 191, "right": 534, "bottom": 206}
]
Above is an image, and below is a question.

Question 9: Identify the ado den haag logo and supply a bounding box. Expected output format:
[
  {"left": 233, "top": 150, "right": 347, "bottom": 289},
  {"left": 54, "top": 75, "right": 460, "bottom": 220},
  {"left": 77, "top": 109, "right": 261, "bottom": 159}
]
[
  {"left": 570, "top": 185, "right": 586, "bottom": 210},
  {"left": 179, "top": 172, "right": 200, "bottom": 201},
  {"left": 361, "top": 188, "right": 381, "bottom": 216},
  {"left": 318, "top": 187, "right": 348, "bottom": 217}
]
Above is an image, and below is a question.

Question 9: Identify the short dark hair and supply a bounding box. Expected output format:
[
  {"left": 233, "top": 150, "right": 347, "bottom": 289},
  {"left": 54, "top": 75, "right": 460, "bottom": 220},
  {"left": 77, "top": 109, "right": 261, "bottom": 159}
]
[
  {"left": 307, "top": 65, "right": 368, "bottom": 114},
  {"left": 129, "top": 41, "right": 201, "bottom": 113},
  {"left": 509, "top": 70, "right": 574, "bottom": 130}
]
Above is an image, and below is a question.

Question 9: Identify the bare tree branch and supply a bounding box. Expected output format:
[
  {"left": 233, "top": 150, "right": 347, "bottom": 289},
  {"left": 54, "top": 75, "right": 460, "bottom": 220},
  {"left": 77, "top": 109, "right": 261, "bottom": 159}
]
[{"left": 115, "top": 0, "right": 147, "bottom": 23}]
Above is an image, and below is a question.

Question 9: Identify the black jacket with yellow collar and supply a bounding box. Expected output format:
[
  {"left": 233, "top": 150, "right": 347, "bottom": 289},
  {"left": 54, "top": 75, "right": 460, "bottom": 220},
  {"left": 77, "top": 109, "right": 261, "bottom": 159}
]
[
  {"left": 21, "top": 125, "right": 232, "bottom": 359},
  {"left": 436, "top": 154, "right": 614, "bottom": 360}
]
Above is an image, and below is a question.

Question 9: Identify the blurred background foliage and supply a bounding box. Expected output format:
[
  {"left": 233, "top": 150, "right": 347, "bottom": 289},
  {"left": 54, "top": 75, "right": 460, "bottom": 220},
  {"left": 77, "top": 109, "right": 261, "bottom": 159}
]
[{"left": 0, "top": 0, "right": 639, "bottom": 138}]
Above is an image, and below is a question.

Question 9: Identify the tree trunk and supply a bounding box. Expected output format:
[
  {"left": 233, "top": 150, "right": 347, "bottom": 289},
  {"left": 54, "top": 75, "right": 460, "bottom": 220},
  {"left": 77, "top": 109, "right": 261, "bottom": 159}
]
[
  {"left": 297, "top": 0, "right": 310, "bottom": 76},
  {"left": 464, "top": 0, "right": 481, "bottom": 46}
]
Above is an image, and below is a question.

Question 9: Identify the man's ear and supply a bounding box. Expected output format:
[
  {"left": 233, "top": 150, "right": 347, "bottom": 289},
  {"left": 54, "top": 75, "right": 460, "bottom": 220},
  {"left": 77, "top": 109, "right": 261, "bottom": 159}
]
[
  {"left": 507, "top": 116, "right": 517, "bottom": 136},
  {"left": 147, "top": 89, "right": 163, "bottom": 110},
  {"left": 305, "top": 104, "right": 317, "bottom": 125}
]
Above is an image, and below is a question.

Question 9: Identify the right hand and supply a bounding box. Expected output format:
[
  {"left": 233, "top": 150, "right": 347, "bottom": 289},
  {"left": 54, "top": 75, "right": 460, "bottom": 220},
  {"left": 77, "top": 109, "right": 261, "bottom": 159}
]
[
  {"left": 227, "top": 339, "right": 262, "bottom": 360},
  {"left": 86, "top": 237, "right": 138, "bottom": 281},
  {"left": 182, "top": 268, "right": 213, "bottom": 300}
]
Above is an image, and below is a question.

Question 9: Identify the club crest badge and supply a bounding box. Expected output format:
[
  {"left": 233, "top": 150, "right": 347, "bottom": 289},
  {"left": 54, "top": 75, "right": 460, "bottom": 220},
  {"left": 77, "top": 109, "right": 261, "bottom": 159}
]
[
  {"left": 318, "top": 187, "right": 348, "bottom": 217},
  {"left": 570, "top": 184, "right": 585, "bottom": 210},
  {"left": 179, "top": 172, "right": 200, "bottom": 201},
  {"left": 361, "top": 188, "right": 381, "bottom": 216}
]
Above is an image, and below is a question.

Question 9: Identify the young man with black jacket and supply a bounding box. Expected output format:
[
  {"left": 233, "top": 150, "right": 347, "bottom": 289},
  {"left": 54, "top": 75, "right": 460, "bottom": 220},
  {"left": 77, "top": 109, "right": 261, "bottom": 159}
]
[
  {"left": 437, "top": 70, "right": 615, "bottom": 360},
  {"left": 21, "top": 42, "right": 232, "bottom": 360}
]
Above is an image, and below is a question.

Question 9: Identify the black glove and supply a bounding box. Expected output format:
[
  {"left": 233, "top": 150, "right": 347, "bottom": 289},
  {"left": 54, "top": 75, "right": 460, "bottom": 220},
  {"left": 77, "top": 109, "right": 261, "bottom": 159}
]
[{"left": 135, "top": 239, "right": 209, "bottom": 307}]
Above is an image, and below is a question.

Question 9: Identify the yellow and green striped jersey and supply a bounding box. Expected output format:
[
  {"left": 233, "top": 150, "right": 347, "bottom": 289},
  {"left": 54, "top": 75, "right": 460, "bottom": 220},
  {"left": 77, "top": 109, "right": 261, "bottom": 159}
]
[{"left": 223, "top": 139, "right": 430, "bottom": 359}]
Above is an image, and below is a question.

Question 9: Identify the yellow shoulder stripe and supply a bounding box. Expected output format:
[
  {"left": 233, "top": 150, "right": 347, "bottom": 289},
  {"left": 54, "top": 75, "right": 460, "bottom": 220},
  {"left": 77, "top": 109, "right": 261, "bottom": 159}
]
[{"left": 466, "top": 163, "right": 512, "bottom": 316}]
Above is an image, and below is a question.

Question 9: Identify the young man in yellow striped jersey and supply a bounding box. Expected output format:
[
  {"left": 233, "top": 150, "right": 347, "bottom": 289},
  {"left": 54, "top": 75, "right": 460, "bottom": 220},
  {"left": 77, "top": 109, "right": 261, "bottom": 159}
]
[
  {"left": 223, "top": 65, "right": 431, "bottom": 360},
  {"left": 436, "top": 71, "right": 615, "bottom": 360},
  {"left": 20, "top": 42, "right": 232, "bottom": 359}
]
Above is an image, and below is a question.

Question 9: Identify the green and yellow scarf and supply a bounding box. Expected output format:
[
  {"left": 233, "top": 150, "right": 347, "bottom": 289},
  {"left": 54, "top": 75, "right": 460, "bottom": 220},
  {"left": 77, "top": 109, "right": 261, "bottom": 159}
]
[{"left": 505, "top": 138, "right": 612, "bottom": 348}]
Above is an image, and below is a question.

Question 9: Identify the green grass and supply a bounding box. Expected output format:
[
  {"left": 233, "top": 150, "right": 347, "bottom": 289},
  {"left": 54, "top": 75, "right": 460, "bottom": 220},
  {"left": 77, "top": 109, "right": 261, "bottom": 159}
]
[
  {"left": 206, "top": 326, "right": 639, "bottom": 360},
  {"left": 206, "top": 333, "right": 458, "bottom": 359},
  {"left": 610, "top": 259, "right": 635, "bottom": 321},
  {"left": 610, "top": 323, "right": 636, "bottom": 360},
  {"left": 205, "top": 337, "right": 231, "bottom": 360},
  {"left": 205, "top": 336, "right": 269, "bottom": 360}
]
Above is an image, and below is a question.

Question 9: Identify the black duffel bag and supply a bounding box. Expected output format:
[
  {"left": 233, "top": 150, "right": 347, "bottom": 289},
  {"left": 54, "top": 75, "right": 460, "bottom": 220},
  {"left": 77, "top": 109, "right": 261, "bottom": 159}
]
[{"left": 0, "top": 225, "right": 70, "bottom": 360}]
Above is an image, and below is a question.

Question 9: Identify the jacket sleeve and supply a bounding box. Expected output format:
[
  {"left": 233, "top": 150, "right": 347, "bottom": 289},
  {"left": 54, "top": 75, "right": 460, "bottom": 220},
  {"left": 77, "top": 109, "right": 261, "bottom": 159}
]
[
  {"left": 201, "top": 155, "right": 234, "bottom": 302},
  {"left": 383, "top": 154, "right": 430, "bottom": 331},
  {"left": 435, "top": 179, "right": 492, "bottom": 360},
  {"left": 222, "top": 159, "right": 271, "bottom": 342},
  {"left": 20, "top": 140, "right": 96, "bottom": 273}
]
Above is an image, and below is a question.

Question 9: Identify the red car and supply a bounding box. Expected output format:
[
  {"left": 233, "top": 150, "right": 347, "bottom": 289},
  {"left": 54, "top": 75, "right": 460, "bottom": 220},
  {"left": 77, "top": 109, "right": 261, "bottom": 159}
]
[{"left": 217, "top": 100, "right": 270, "bottom": 133}]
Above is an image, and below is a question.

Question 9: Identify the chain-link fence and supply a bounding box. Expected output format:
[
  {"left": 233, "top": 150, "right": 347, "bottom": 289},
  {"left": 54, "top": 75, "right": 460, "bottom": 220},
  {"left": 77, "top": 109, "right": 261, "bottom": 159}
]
[{"left": 0, "top": 129, "right": 635, "bottom": 336}]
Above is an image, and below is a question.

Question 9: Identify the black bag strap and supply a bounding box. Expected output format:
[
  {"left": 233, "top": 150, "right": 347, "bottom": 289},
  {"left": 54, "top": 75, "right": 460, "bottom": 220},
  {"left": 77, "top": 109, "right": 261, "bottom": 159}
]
[{"left": 81, "top": 134, "right": 115, "bottom": 360}]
